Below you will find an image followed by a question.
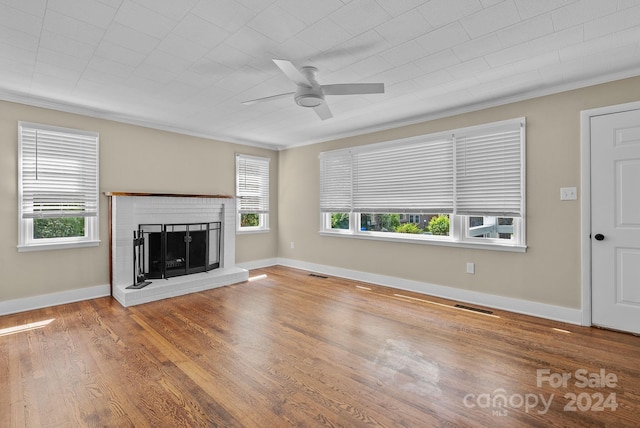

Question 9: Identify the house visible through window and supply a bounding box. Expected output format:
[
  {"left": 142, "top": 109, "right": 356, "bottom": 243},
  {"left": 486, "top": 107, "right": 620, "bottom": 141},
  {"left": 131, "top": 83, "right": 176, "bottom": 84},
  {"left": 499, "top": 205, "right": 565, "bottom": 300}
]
[
  {"left": 236, "top": 154, "right": 270, "bottom": 232},
  {"left": 319, "top": 118, "right": 526, "bottom": 251},
  {"left": 18, "top": 122, "right": 100, "bottom": 251}
]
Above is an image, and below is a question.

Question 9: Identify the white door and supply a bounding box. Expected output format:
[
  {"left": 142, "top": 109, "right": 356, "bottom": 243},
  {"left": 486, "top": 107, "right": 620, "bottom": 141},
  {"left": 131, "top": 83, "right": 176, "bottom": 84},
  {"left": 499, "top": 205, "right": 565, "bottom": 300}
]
[{"left": 591, "top": 109, "right": 640, "bottom": 334}]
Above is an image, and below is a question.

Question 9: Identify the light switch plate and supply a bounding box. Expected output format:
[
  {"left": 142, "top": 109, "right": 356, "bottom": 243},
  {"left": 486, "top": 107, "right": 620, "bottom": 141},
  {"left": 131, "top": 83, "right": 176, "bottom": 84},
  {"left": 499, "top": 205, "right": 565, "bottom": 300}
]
[{"left": 560, "top": 187, "right": 577, "bottom": 200}]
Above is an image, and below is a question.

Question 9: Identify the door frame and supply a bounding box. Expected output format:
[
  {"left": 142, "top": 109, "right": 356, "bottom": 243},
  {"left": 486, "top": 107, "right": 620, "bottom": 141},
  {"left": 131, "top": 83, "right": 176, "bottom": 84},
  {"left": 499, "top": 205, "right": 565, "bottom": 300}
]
[{"left": 580, "top": 100, "right": 640, "bottom": 327}]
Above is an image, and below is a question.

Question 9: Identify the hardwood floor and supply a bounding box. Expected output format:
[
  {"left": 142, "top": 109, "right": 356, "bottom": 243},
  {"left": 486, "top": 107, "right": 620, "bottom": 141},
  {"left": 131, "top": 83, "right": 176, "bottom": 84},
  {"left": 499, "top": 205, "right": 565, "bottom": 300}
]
[{"left": 1, "top": 266, "right": 639, "bottom": 427}]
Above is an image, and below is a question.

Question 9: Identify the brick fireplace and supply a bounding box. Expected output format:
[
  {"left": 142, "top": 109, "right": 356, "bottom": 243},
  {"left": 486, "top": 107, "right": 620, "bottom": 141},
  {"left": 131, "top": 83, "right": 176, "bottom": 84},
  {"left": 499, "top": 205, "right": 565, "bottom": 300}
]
[{"left": 106, "top": 193, "right": 248, "bottom": 307}]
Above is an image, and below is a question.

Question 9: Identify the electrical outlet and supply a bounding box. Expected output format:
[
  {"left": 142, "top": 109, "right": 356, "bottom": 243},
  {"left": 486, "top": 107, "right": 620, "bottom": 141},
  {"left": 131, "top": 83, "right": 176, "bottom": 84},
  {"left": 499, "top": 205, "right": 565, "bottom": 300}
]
[
  {"left": 290, "top": 241, "right": 295, "bottom": 249},
  {"left": 466, "top": 262, "right": 475, "bottom": 274},
  {"left": 560, "top": 187, "right": 577, "bottom": 200}
]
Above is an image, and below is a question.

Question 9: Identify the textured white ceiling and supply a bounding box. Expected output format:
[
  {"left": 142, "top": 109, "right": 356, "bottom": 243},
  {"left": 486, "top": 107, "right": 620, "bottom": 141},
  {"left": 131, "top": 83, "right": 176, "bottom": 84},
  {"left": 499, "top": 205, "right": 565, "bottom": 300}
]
[{"left": 1, "top": 0, "right": 640, "bottom": 149}]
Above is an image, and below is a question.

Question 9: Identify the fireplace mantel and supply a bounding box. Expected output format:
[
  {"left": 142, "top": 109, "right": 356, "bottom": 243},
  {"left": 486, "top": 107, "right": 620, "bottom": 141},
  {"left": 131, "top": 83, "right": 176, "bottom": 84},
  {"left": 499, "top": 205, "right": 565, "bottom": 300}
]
[
  {"left": 107, "top": 193, "right": 248, "bottom": 306},
  {"left": 104, "top": 191, "right": 234, "bottom": 199}
]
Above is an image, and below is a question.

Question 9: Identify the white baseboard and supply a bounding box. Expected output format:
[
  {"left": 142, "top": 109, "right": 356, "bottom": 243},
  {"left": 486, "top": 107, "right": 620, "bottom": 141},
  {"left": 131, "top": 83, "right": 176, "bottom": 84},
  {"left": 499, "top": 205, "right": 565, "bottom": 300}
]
[
  {"left": 0, "top": 284, "right": 111, "bottom": 316},
  {"left": 236, "top": 258, "right": 279, "bottom": 271},
  {"left": 1, "top": 258, "right": 584, "bottom": 325},
  {"left": 276, "top": 258, "right": 583, "bottom": 325}
]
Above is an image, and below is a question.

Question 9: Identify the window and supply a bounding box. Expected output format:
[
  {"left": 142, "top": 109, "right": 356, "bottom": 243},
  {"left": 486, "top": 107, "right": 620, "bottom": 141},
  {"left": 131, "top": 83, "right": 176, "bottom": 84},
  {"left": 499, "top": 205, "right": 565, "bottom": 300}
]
[
  {"left": 18, "top": 122, "right": 100, "bottom": 251},
  {"left": 236, "top": 154, "right": 270, "bottom": 232},
  {"left": 328, "top": 212, "right": 350, "bottom": 230},
  {"left": 319, "top": 118, "right": 526, "bottom": 251},
  {"left": 468, "top": 216, "right": 515, "bottom": 241}
]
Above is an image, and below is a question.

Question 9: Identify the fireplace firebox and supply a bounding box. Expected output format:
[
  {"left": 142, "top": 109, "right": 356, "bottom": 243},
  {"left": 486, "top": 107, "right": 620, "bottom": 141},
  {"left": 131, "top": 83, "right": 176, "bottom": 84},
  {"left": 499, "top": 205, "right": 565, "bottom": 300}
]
[{"left": 137, "top": 222, "right": 221, "bottom": 282}]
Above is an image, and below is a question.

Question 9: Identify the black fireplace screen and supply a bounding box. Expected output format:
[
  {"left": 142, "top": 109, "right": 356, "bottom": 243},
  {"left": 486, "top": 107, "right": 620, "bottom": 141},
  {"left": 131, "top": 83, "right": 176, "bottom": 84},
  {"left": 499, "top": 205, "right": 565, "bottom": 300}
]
[{"left": 138, "top": 222, "right": 221, "bottom": 280}]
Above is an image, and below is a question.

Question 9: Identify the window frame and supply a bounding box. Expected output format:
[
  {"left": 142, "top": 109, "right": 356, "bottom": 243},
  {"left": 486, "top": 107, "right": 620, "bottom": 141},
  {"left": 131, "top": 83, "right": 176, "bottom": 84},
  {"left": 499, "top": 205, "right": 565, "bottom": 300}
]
[
  {"left": 236, "top": 153, "right": 270, "bottom": 234},
  {"left": 17, "top": 122, "right": 100, "bottom": 252},
  {"left": 320, "top": 212, "right": 525, "bottom": 252},
  {"left": 237, "top": 212, "right": 270, "bottom": 233},
  {"left": 319, "top": 118, "right": 526, "bottom": 252}
]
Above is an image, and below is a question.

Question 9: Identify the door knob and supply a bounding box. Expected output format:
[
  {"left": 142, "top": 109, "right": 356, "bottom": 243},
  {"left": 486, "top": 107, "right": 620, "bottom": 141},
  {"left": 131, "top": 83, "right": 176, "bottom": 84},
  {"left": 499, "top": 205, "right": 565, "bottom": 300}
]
[{"left": 594, "top": 233, "right": 605, "bottom": 241}]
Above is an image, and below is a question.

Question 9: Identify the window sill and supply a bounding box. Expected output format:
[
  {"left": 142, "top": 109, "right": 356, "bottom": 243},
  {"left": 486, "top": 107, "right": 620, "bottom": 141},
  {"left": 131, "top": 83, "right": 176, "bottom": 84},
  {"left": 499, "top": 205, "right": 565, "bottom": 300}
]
[
  {"left": 319, "top": 231, "right": 526, "bottom": 253},
  {"left": 17, "top": 240, "right": 101, "bottom": 252},
  {"left": 236, "top": 228, "right": 270, "bottom": 235}
]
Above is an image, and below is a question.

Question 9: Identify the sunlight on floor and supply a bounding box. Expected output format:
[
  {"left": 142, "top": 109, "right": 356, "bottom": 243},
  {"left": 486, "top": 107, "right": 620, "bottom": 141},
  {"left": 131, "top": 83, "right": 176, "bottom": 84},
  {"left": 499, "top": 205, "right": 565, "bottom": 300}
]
[
  {"left": 394, "top": 293, "right": 501, "bottom": 319},
  {"left": 552, "top": 327, "right": 572, "bottom": 334},
  {"left": 0, "top": 318, "right": 55, "bottom": 337},
  {"left": 248, "top": 274, "right": 268, "bottom": 282}
]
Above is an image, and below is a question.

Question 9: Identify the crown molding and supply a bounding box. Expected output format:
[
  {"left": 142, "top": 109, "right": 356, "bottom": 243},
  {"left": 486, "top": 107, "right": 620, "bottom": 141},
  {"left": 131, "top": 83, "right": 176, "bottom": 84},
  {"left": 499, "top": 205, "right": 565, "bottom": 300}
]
[
  {"left": 0, "top": 89, "right": 281, "bottom": 152},
  {"left": 2, "top": 68, "right": 639, "bottom": 153},
  {"left": 280, "top": 68, "right": 640, "bottom": 150}
]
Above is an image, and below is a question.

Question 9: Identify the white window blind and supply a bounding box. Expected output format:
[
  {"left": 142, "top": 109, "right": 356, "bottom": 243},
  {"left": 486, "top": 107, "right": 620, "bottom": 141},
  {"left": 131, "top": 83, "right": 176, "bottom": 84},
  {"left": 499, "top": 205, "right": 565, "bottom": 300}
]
[
  {"left": 236, "top": 154, "right": 270, "bottom": 214},
  {"left": 352, "top": 138, "right": 454, "bottom": 213},
  {"left": 455, "top": 122, "right": 524, "bottom": 216},
  {"left": 319, "top": 118, "right": 524, "bottom": 217},
  {"left": 320, "top": 151, "right": 352, "bottom": 212},
  {"left": 19, "top": 122, "right": 99, "bottom": 219}
]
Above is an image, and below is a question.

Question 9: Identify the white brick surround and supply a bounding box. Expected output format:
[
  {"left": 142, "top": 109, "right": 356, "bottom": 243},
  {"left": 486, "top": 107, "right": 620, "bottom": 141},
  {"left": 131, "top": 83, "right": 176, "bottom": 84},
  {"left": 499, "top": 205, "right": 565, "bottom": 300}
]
[{"left": 109, "top": 194, "right": 248, "bottom": 306}]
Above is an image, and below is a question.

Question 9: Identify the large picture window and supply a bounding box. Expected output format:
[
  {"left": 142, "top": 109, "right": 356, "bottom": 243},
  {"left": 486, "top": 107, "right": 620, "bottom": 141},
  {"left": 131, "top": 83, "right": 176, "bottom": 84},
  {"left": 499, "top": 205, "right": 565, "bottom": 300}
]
[
  {"left": 18, "top": 122, "right": 100, "bottom": 251},
  {"left": 236, "top": 154, "right": 270, "bottom": 232},
  {"left": 319, "top": 118, "right": 526, "bottom": 251}
]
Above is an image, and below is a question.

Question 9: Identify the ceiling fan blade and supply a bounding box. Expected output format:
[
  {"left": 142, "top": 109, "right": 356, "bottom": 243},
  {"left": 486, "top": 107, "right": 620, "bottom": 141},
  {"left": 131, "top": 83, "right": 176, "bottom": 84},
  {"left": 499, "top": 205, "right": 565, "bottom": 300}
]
[
  {"left": 241, "top": 92, "right": 295, "bottom": 105},
  {"left": 321, "top": 83, "right": 385, "bottom": 95},
  {"left": 313, "top": 102, "right": 333, "bottom": 120},
  {"left": 273, "top": 59, "right": 312, "bottom": 87}
]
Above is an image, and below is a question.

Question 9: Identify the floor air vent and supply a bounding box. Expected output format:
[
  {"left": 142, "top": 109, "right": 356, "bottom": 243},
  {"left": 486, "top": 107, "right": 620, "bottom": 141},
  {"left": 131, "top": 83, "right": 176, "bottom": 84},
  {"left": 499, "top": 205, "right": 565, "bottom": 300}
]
[
  {"left": 309, "top": 273, "right": 328, "bottom": 279},
  {"left": 454, "top": 304, "right": 493, "bottom": 315}
]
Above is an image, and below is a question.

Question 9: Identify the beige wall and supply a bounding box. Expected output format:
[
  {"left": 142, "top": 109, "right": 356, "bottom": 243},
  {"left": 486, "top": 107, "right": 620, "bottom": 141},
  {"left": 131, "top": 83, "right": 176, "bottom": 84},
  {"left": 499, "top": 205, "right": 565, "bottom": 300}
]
[
  {"left": 277, "top": 76, "right": 640, "bottom": 310},
  {"left": 3, "top": 75, "right": 640, "bottom": 310},
  {"left": 0, "top": 100, "right": 278, "bottom": 302}
]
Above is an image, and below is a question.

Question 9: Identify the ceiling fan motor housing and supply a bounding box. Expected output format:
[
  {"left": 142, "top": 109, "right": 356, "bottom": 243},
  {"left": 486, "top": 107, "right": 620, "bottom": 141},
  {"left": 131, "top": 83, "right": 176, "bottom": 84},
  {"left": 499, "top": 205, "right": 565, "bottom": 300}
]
[{"left": 295, "top": 66, "right": 324, "bottom": 107}]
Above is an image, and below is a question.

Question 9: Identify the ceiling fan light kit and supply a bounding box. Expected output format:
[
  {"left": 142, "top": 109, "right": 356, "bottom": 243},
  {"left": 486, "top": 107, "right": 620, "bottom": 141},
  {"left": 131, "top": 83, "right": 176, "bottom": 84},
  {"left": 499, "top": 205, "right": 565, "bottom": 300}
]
[
  {"left": 242, "top": 59, "right": 384, "bottom": 120},
  {"left": 295, "top": 91, "right": 324, "bottom": 108}
]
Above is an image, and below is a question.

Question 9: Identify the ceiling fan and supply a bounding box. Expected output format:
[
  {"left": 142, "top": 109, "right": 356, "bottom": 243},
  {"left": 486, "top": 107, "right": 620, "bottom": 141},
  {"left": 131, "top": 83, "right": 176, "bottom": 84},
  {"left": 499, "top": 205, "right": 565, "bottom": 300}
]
[{"left": 242, "top": 59, "right": 385, "bottom": 120}]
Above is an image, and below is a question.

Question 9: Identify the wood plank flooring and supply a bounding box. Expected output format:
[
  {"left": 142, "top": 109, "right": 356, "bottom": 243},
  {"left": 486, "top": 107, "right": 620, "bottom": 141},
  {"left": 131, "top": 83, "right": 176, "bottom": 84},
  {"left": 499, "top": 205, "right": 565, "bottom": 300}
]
[{"left": 1, "top": 266, "right": 639, "bottom": 427}]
